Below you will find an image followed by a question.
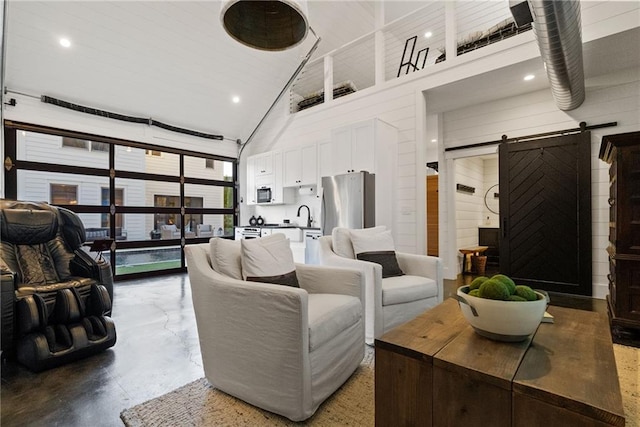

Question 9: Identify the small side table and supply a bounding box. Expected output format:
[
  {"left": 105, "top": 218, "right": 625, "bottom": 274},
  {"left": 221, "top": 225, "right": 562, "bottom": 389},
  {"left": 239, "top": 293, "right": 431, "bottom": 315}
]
[{"left": 459, "top": 246, "right": 488, "bottom": 274}]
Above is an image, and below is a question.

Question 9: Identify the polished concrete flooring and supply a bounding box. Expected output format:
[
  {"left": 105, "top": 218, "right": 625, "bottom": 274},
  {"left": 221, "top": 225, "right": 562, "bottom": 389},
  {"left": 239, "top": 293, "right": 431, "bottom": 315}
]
[
  {"left": 1, "top": 274, "right": 203, "bottom": 427},
  {"left": 1, "top": 271, "right": 607, "bottom": 426}
]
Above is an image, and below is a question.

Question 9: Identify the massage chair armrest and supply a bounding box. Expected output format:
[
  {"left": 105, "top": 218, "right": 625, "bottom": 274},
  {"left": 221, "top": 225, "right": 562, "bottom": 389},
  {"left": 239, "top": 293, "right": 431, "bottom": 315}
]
[
  {"left": 70, "top": 250, "right": 114, "bottom": 304},
  {"left": 70, "top": 249, "right": 100, "bottom": 279},
  {"left": 1, "top": 270, "right": 16, "bottom": 354}
]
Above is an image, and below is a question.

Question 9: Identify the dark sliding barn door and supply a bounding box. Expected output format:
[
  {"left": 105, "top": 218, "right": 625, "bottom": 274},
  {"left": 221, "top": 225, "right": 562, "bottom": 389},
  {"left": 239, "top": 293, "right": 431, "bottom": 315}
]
[{"left": 499, "top": 132, "right": 592, "bottom": 295}]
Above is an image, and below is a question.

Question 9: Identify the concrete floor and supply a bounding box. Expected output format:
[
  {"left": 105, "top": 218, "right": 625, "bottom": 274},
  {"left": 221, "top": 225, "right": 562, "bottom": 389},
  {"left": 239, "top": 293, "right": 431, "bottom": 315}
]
[
  {"left": 1, "top": 272, "right": 607, "bottom": 426},
  {"left": 1, "top": 274, "right": 204, "bottom": 427}
]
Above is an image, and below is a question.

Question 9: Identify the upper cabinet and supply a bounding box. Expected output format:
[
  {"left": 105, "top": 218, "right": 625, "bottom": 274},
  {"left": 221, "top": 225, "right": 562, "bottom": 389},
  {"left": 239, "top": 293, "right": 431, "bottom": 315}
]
[
  {"left": 253, "top": 152, "right": 273, "bottom": 176},
  {"left": 283, "top": 144, "right": 317, "bottom": 187},
  {"left": 328, "top": 120, "right": 377, "bottom": 175},
  {"left": 246, "top": 155, "right": 257, "bottom": 205},
  {"left": 246, "top": 150, "right": 293, "bottom": 205},
  {"left": 323, "top": 119, "right": 398, "bottom": 229}
]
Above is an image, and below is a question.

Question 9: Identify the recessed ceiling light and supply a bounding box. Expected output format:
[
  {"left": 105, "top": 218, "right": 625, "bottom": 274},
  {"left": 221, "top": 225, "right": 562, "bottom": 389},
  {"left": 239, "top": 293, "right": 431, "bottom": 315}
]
[
  {"left": 431, "top": 139, "right": 437, "bottom": 143},
  {"left": 524, "top": 74, "right": 535, "bottom": 81},
  {"left": 232, "top": 96, "right": 240, "bottom": 104},
  {"left": 59, "top": 38, "right": 71, "bottom": 48},
  {"left": 424, "top": 31, "right": 433, "bottom": 39}
]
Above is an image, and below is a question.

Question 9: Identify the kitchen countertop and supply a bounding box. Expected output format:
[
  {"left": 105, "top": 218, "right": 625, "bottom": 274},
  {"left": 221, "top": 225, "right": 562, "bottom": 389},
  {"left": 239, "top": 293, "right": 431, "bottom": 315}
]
[{"left": 236, "top": 225, "right": 321, "bottom": 231}]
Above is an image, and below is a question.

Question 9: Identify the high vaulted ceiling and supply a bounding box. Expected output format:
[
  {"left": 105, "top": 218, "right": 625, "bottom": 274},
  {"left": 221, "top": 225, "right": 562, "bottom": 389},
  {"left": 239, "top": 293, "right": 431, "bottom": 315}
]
[
  {"left": 3, "top": 1, "right": 639, "bottom": 146},
  {"left": 3, "top": 1, "right": 425, "bottom": 143}
]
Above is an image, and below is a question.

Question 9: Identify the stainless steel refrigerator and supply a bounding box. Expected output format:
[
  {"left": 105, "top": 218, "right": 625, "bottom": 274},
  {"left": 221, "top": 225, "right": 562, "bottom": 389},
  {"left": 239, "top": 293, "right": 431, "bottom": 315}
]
[{"left": 321, "top": 171, "right": 375, "bottom": 235}]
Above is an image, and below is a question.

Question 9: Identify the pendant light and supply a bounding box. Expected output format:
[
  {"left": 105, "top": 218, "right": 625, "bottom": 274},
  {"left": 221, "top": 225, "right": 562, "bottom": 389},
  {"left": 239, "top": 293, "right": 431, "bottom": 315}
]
[
  {"left": 221, "top": 0, "right": 310, "bottom": 51},
  {"left": 221, "top": 0, "right": 321, "bottom": 155}
]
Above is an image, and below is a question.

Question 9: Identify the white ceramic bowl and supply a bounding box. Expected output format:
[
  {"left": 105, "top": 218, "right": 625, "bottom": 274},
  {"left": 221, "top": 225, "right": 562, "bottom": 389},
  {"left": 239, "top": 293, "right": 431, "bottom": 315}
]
[{"left": 456, "top": 285, "right": 548, "bottom": 342}]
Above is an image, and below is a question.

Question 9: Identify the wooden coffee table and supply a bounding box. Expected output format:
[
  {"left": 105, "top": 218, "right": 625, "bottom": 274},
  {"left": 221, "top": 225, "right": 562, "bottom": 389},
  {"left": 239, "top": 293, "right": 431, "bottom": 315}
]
[{"left": 375, "top": 298, "right": 626, "bottom": 426}]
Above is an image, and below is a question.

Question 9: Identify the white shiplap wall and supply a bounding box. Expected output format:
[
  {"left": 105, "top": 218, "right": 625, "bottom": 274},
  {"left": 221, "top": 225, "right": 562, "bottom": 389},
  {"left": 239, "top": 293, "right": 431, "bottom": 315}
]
[
  {"left": 246, "top": 83, "right": 417, "bottom": 252},
  {"left": 443, "top": 71, "right": 640, "bottom": 297},
  {"left": 483, "top": 156, "right": 499, "bottom": 226},
  {"left": 454, "top": 156, "right": 484, "bottom": 252}
]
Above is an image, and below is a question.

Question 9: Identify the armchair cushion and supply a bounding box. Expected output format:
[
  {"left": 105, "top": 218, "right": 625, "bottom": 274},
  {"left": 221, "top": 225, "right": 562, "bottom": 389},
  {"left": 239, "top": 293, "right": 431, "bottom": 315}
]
[
  {"left": 382, "top": 275, "right": 438, "bottom": 306},
  {"left": 241, "top": 234, "right": 299, "bottom": 287},
  {"left": 209, "top": 238, "right": 242, "bottom": 280},
  {"left": 331, "top": 226, "right": 386, "bottom": 259},
  {"left": 350, "top": 229, "right": 404, "bottom": 278},
  {"left": 307, "top": 293, "right": 362, "bottom": 351}
]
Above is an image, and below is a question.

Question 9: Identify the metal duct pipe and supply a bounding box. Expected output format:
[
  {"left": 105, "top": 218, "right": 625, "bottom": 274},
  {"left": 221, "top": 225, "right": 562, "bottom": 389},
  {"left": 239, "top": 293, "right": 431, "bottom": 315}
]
[{"left": 528, "top": 0, "right": 585, "bottom": 111}]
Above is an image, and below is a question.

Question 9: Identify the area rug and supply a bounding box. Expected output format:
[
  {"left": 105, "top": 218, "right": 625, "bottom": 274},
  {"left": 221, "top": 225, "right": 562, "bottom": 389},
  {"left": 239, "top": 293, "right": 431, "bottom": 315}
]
[{"left": 121, "top": 344, "right": 639, "bottom": 427}]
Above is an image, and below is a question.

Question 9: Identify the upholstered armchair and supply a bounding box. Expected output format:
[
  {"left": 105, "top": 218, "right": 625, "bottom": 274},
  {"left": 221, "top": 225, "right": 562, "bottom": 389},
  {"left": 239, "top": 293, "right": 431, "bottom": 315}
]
[
  {"left": 160, "top": 224, "right": 180, "bottom": 239},
  {"left": 318, "top": 227, "right": 443, "bottom": 344},
  {"left": 185, "top": 236, "right": 365, "bottom": 421},
  {"left": 196, "top": 224, "right": 214, "bottom": 238},
  {"left": 0, "top": 200, "right": 116, "bottom": 371}
]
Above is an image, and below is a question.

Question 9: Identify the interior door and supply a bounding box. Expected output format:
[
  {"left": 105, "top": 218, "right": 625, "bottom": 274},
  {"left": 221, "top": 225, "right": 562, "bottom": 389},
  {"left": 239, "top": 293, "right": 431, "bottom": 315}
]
[
  {"left": 426, "top": 175, "right": 439, "bottom": 256},
  {"left": 499, "top": 132, "right": 592, "bottom": 295}
]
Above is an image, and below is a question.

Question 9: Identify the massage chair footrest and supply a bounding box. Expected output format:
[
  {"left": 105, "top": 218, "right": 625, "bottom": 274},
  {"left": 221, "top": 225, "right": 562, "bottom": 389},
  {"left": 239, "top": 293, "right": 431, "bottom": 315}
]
[{"left": 15, "top": 285, "right": 116, "bottom": 372}]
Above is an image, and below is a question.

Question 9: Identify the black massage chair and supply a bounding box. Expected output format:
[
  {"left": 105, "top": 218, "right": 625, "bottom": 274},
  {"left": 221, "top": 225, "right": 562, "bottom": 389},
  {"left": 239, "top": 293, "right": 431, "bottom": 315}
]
[{"left": 0, "top": 200, "right": 116, "bottom": 371}]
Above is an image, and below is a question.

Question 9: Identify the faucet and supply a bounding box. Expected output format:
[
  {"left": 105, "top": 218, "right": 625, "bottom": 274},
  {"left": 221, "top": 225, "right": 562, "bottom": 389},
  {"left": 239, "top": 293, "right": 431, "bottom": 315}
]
[{"left": 297, "top": 204, "right": 312, "bottom": 228}]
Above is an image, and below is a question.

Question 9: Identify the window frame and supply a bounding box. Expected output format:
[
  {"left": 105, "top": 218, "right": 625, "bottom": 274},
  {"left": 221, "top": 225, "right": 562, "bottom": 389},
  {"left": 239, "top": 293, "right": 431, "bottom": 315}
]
[{"left": 4, "top": 121, "right": 238, "bottom": 281}]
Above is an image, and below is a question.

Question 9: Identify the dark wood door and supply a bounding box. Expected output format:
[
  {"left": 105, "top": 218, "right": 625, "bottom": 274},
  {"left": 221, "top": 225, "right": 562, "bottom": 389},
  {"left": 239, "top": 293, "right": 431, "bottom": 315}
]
[
  {"left": 499, "top": 132, "right": 592, "bottom": 295},
  {"left": 426, "top": 175, "right": 439, "bottom": 256}
]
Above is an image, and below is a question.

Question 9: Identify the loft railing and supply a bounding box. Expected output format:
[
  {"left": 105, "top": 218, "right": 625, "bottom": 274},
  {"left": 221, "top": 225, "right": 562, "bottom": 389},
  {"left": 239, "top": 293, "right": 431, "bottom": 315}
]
[{"left": 289, "top": 0, "right": 530, "bottom": 114}]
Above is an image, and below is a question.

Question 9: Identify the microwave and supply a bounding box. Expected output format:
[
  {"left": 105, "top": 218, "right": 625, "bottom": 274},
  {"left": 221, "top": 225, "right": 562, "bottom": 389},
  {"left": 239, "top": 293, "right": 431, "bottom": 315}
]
[{"left": 256, "top": 186, "right": 272, "bottom": 203}]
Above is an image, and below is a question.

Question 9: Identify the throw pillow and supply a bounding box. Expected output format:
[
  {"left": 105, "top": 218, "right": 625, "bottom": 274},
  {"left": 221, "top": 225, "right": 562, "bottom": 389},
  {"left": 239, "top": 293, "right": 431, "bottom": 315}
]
[
  {"left": 332, "top": 226, "right": 386, "bottom": 259},
  {"left": 350, "top": 229, "right": 404, "bottom": 278},
  {"left": 209, "top": 238, "right": 242, "bottom": 280},
  {"left": 241, "top": 233, "right": 299, "bottom": 287}
]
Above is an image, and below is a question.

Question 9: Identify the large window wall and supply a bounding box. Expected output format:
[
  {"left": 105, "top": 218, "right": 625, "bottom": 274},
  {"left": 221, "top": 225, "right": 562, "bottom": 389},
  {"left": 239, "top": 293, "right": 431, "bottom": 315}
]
[{"left": 3, "top": 121, "right": 237, "bottom": 280}]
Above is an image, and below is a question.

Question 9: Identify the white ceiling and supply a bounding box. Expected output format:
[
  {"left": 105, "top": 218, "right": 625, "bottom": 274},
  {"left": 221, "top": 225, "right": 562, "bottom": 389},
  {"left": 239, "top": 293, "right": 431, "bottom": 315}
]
[
  {"left": 3, "top": 1, "right": 639, "bottom": 145},
  {"left": 425, "top": 27, "right": 640, "bottom": 113},
  {"left": 2, "top": 0, "right": 404, "bottom": 142}
]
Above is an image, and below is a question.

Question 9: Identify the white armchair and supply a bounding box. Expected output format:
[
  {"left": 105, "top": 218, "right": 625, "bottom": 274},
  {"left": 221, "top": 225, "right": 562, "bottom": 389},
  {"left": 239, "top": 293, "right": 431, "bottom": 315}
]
[
  {"left": 196, "top": 223, "right": 214, "bottom": 238},
  {"left": 185, "top": 240, "right": 365, "bottom": 422},
  {"left": 160, "top": 224, "right": 180, "bottom": 239},
  {"left": 318, "top": 227, "right": 443, "bottom": 344}
]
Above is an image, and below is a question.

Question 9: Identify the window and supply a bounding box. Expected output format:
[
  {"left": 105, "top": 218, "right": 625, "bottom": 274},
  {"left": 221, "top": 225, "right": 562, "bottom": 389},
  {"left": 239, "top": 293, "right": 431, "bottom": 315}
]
[
  {"left": 62, "top": 137, "right": 88, "bottom": 149},
  {"left": 62, "top": 137, "right": 108, "bottom": 152},
  {"left": 50, "top": 184, "right": 78, "bottom": 204},
  {"left": 91, "top": 141, "right": 109, "bottom": 152},
  {"left": 6, "top": 124, "right": 237, "bottom": 279},
  {"left": 101, "top": 187, "right": 124, "bottom": 228},
  {"left": 154, "top": 195, "right": 203, "bottom": 231}
]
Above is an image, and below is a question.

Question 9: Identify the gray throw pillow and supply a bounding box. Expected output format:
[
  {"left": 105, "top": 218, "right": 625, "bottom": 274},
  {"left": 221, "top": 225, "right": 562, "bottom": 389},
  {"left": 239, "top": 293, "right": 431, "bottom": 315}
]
[{"left": 350, "top": 229, "right": 404, "bottom": 278}]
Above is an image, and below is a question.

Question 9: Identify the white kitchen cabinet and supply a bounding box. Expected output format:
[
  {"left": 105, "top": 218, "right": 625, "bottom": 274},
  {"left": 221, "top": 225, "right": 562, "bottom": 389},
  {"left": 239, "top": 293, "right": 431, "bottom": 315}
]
[
  {"left": 246, "top": 155, "right": 257, "bottom": 205},
  {"left": 324, "top": 119, "right": 398, "bottom": 230},
  {"left": 247, "top": 150, "right": 293, "bottom": 205},
  {"left": 283, "top": 143, "right": 317, "bottom": 187},
  {"left": 270, "top": 150, "right": 295, "bottom": 204},
  {"left": 252, "top": 151, "right": 273, "bottom": 176},
  {"left": 329, "top": 120, "right": 376, "bottom": 175}
]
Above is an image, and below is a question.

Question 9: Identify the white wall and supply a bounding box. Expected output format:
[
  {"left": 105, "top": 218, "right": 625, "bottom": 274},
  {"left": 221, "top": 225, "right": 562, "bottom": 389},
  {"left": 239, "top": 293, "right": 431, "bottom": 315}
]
[
  {"left": 245, "top": 6, "right": 638, "bottom": 292},
  {"left": 482, "top": 157, "right": 499, "bottom": 226},
  {"left": 454, "top": 156, "right": 484, "bottom": 250},
  {"left": 442, "top": 70, "right": 640, "bottom": 297},
  {"left": 3, "top": 94, "right": 239, "bottom": 159}
]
